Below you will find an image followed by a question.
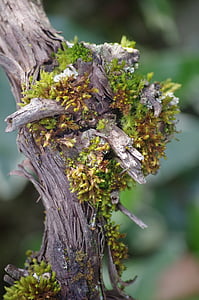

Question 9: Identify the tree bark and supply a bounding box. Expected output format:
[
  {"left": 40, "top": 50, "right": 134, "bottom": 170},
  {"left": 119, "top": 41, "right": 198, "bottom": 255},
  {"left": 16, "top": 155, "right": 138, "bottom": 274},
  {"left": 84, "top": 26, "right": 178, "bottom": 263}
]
[
  {"left": 0, "top": 1, "right": 181, "bottom": 298},
  {"left": 1, "top": 0, "right": 160, "bottom": 298},
  {"left": 0, "top": 0, "right": 103, "bottom": 299}
]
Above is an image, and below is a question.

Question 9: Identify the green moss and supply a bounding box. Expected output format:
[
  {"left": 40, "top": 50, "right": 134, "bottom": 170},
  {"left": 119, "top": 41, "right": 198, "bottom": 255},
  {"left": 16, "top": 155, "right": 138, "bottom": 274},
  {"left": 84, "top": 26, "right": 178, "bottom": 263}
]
[
  {"left": 105, "top": 221, "right": 128, "bottom": 275},
  {"left": 4, "top": 259, "right": 60, "bottom": 300},
  {"left": 96, "top": 119, "right": 108, "bottom": 130},
  {"left": 27, "top": 114, "right": 79, "bottom": 147},
  {"left": 67, "top": 137, "right": 131, "bottom": 272},
  {"left": 22, "top": 72, "right": 94, "bottom": 112},
  {"left": 22, "top": 70, "right": 55, "bottom": 104},
  {"left": 23, "top": 72, "right": 96, "bottom": 147},
  {"left": 120, "top": 77, "right": 180, "bottom": 175},
  {"left": 55, "top": 41, "right": 92, "bottom": 71},
  {"left": 20, "top": 37, "right": 180, "bottom": 283},
  {"left": 104, "top": 56, "right": 180, "bottom": 176},
  {"left": 120, "top": 35, "right": 136, "bottom": 49},
  {"left": 106, "top": 58, "right": 146, "bottom": 115}
]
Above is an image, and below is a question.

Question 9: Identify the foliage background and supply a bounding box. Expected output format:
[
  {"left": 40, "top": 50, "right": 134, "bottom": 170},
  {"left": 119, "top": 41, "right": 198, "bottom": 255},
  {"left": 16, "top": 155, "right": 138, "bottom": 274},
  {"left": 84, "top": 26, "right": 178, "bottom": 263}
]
[{"left": 1, "top": 0, "right": 199, "bottom": 299}]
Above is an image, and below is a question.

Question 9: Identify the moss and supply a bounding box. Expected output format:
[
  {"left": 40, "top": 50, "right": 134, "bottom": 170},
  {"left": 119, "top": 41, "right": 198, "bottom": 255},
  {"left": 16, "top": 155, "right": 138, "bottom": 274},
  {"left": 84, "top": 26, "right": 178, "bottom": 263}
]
[
  {"left": 67, "top": 137, "right": 129, "bottom": 207},
  {"left": 23, "top": 72, "right": 96, "bottom": 147},
  {"left": 4, "top": 259, "right": 60, "bottom": 300},
  {"left": 27, "top": 114, "right": 79, "bottom": 147},
  {"left": 22, "top": 45, "right": 97, "bottom": 147},
  {"left": 67, "top": 137, "right": 131, "bottom": 272},
  {"left": 73, "top": 251, "right": 95, "bottom": 284},
  {"left": 20, "top": 37, "right": 180, "bottom": 282},
  {"left": 96, "top": 119, "right": 108, "bottom": 130},
  {"left": 106, "top": 58, "right": 146, "bottom": 115},
  {"left": 105, "top": 221, "right": 128, "bottom": 275},
  {"left": 120, "top": 35, "right": 136, "bottom": 50},
  {"left": 23, "top": 73, "right": 94, "bottom": 112},
  {"left": 104, "top": 54, "right": 180, "bottom": 176},
  {"left": 120, "top": 79, "right": 180, "bottom": 175},
  {"left": 55, "top": 41, "right": 92, "bottom": 71}
]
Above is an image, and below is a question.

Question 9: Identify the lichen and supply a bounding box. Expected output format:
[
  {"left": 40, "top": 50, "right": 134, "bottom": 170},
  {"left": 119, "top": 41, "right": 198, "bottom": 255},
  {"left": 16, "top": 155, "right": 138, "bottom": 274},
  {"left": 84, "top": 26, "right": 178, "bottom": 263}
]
[{"left": 4, "top": 257, "right": 60, "bottom": 300}]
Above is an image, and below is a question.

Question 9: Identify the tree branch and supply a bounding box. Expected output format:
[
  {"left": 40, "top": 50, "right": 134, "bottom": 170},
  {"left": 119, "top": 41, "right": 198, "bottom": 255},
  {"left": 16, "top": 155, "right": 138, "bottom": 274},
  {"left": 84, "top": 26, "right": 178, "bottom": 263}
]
[
  {"left": 5, "top": 98, "right": 65, "bottom": 132},
  {"left": 1, "top": 1, "right": 180, "bottom": 299}
]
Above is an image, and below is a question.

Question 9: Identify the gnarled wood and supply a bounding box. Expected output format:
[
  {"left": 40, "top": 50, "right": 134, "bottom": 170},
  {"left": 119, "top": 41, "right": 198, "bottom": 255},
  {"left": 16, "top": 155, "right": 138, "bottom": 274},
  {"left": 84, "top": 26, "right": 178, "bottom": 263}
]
[
  {"left": 0, "top": 1, "right": 103, "bottom": 299},
  {"left": 1, "top": 1, "right": 148, "bottom": 299}
]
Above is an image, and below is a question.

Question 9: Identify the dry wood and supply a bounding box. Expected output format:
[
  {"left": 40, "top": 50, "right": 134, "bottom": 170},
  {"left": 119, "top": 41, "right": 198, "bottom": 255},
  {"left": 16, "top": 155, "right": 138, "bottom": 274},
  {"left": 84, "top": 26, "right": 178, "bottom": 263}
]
[
  {"left": 5, "top": 98, "right": 66, "bottom": 132},
  {"left": 0, "top": 0, "right": 102, "bottom": 299},
  {"left": 0, "top": 1, "right": 148, "bottom": 299}
]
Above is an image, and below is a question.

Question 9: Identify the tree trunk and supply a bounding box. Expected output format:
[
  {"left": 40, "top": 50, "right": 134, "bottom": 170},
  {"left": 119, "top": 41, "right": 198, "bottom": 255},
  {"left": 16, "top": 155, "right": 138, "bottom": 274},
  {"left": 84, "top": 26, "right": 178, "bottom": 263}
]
[{"left": 0, "top": 0, "right": 103, "bottom": 299}]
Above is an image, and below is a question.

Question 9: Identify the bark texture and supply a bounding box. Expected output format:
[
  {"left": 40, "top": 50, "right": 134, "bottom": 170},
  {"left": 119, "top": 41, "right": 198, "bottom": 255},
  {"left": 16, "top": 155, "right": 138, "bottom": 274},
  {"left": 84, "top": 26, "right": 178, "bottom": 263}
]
[
  {"left": 0, "top": 2, "right": 180, "bottom": 299},
  {"left": 1, "top": 0, "right": 154, "bottom": 298},
  {"left": 0, "top": 0, "right": 103, "bottom": 299}
]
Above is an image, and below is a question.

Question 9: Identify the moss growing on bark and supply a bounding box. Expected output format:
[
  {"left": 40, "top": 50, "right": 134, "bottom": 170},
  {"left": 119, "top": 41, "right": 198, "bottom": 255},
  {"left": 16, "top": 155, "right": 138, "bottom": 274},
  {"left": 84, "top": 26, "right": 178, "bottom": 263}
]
[
  {"left": 4, "top": 258, "right": 60, "bottom": 300},
  {"left": 20, "top": 36, "right": 180, "bottom": 281}
]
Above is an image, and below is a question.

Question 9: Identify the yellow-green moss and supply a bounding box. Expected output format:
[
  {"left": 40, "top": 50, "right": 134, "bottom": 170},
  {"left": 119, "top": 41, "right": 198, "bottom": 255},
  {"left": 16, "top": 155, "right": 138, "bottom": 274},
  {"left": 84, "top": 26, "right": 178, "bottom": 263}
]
[
  {"left": 121, "top": 80, "right": 180, "bottom": 175},
  {"left": 104, "top": 55, "right": 180, "bottom": 176},
  {"left": 66, "top": 137, "right": 131, "bottom": 272},
  {"left": 55, "top": 41, "right": 92, "bottom": 71},
  {"left": 120, "top": 35, "right": 136, "bottom": 49},
  {"left": 105, "top": 221, "right": 128, "bottom": 275},
  {"left": 22, "top": 72, "right": 94, "bottom": 111},
  {"left": 4, "top": 259, "right": 60, "bottom": 300},
  {"left": 106, "top": 58, "right": 146, "bottom": 115},
  {"left": 19, "top": 37, "right": 180, "bottom": 281},
  {"left": 23, "top": 72, "right": 97, "bottom": 148},
  {"left": 27, "top": 114, "right": 79, "bottom": 147}
]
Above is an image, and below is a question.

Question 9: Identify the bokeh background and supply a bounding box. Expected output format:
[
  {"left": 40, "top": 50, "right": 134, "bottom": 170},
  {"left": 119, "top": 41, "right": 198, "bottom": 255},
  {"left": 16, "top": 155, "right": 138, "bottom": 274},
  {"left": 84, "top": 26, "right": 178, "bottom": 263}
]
[{"left": 1, "top": 0, "right": 199, "bottom": 299}]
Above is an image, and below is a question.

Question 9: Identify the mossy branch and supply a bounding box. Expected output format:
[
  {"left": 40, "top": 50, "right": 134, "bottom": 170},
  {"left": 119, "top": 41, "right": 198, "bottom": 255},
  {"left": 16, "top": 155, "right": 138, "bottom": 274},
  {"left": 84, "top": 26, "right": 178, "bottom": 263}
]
[
  {"left": 5, "top": 98, "right": 65, "bottom": 132},
  {"left": 0, "top": 1, "right": 180, "bottom": 299}
]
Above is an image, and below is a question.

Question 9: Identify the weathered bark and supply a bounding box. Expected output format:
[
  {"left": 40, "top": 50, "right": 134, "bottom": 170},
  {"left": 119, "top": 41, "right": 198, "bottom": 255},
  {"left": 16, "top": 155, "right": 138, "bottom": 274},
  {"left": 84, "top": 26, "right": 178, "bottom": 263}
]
[
  {"left": 0, "top": 0, "right": 103, "bottom": 299},
  {"left": 1, "top": 0, "right": 156, "bottom": 298},
  {"left": 0, "top": 1, "right": 181, "bottom": 299}
]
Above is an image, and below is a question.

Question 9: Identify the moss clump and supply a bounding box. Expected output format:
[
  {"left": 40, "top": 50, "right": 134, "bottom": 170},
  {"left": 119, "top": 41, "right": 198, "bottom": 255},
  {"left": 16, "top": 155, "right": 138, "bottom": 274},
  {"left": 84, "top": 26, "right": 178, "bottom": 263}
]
[
  {"left": 55, "top": 41, "right": 92, "bottom": 71},
  {"left": 120, "top": 35, "right": 136, "bottom": 49},
  {"left": 104, "top": 51, "right": 180, "bottom": 176},
  {"left": 23, "top": 72, "right": 94, "bottom": 111},
  {"left": 67, "top": 136, "right": 128, "bottom": 207},
  {"left": 21, "top": 40, "right": 97, "bottom": 148},
  {"left": 23, "top": 74, "right": 96, "bottom": 147},
  {"left": 4, "top": 259, "right": 60, "bottom": 300},
  {"left": 105, "top": 221, "right": 128, "bottom": 275},
  {"left": 67, "top": 137, "right": 131, "bottom": 273},
  {"left": 20, "top": 36, "right": 180, "bottom": 282},
  {"left": 27, "top": 114, "right": 79, "bottom": 147},
  {"left": 106, "top": 58, "right": 146, "bottom": 115},
  {"left": 121, "top": 80, "right": 180, "bottom": 175}
]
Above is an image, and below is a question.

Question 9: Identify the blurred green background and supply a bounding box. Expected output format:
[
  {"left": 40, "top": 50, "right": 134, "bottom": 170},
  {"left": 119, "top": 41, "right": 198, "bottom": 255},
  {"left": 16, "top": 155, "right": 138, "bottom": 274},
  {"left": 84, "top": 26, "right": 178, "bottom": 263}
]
[{"left": 1, "top": 0, "right": 199, "bottom": 299}]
